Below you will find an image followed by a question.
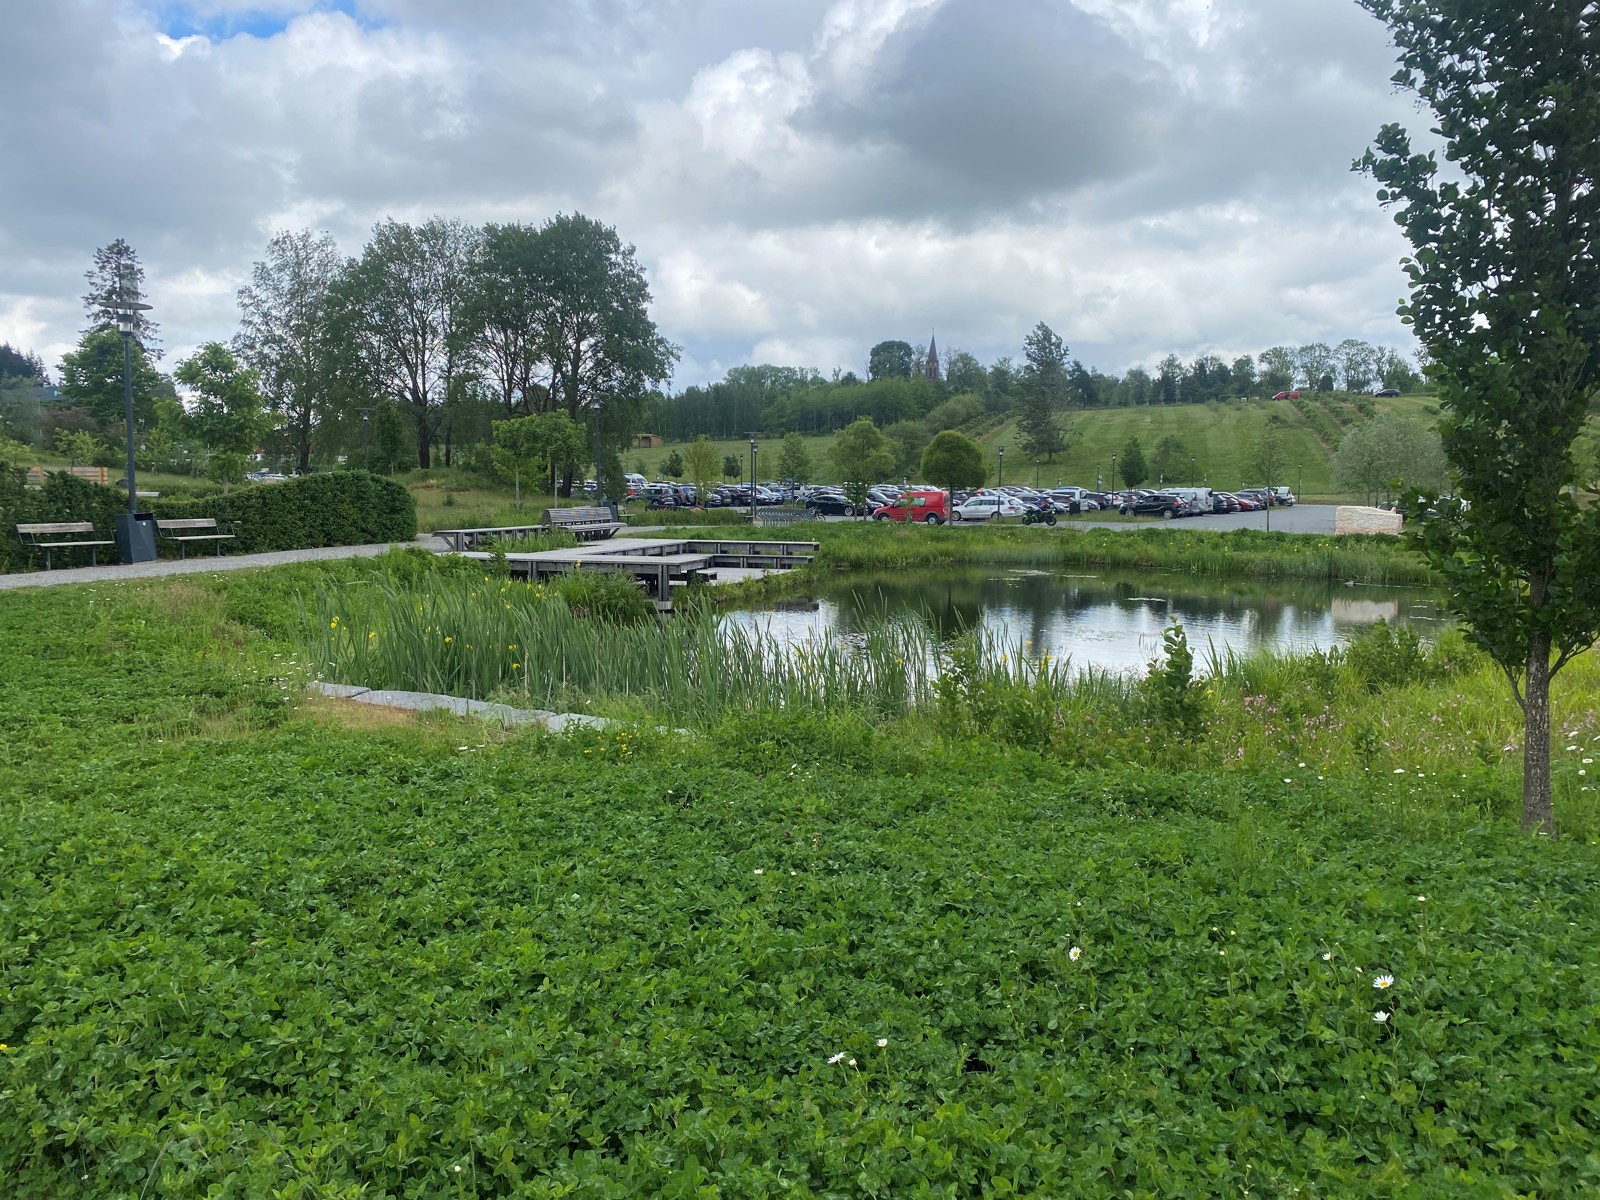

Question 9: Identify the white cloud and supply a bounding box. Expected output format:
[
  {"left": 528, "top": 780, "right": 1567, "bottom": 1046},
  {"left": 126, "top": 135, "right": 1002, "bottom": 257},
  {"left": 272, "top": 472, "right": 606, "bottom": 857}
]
[{"left": 0, "top": 0, "right": 1422, "bottom": 386}]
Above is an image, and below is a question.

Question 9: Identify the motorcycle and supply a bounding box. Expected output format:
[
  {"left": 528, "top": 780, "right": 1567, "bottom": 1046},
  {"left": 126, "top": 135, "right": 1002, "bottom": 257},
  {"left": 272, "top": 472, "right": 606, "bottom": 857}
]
[{"left": 1021, "top": 500, "right": 1057, "bottom": 527}]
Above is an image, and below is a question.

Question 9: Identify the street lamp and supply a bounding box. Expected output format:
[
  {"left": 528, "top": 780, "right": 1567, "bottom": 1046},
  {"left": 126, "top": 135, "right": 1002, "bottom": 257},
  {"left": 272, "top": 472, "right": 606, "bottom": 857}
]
[
  {"left": 998, "top": 446, "right": 1004, "bottom": 489},
  {"left": 1298, "top": 462, "right": 1304, "bottom": 500},
  {"left": 748, "top": 433, "right": 759, "bottom": 522},
  {"left": 359, "top": 408, "right": 373, "bottom": 471},
  {"left": 1110, "top": 453, "right": 1117, "bottom": 499},
  {"left": 114, "top": 282, "right": 156, "bottom": 563},
  {"left": 1034, "top": 460, "right": 1040, "bottom": 489},
  {"left": 1190, "top": 455, "right": 1196, "bottom": 486}
]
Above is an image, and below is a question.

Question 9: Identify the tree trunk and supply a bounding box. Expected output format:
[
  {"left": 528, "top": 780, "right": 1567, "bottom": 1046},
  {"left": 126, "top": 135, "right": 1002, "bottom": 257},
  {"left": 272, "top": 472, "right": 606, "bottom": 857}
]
[{"left": 1522, "top": 633, "right": 1555, "bottom": 836}]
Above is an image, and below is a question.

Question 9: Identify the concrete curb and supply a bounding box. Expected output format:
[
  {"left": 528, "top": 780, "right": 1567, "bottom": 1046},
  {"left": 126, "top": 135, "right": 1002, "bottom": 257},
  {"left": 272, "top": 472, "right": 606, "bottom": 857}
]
[{"left": 308, "top": 681, "right": 614, "bottom": 732}]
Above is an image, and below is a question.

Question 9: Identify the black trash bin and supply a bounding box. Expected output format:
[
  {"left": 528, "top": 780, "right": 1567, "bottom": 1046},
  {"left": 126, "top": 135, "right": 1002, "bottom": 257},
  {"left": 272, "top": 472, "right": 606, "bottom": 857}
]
[{"left": 115, "top": 512, "right": 158, "bottom": 564}]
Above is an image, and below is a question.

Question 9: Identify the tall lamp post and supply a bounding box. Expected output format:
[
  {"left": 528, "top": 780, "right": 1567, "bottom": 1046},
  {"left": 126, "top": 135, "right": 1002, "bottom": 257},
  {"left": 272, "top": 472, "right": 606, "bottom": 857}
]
[
  {"left": 748, "top": 434, "right": 759, "bottom": 523},
  {"left": 594, "top": 407, "right": 604, "bottom": 508},
  {"left": 1110, "top": 453, "right": 1117, "bottom": 505},
  {"left": 1191, "top": 455, "right": 1197, "bottom": 486},
  {"left": 359, "top": 408, "right": 373, "bottom": 471},
  {"left": 115, "top": 290, "right": 156, "bottom": 563},
  {"left": 998, "top": 446, "right": 1004, "bottom": 490},
  {"left": 1298, "top": 462, "right": 1303, "bottom": 501}
]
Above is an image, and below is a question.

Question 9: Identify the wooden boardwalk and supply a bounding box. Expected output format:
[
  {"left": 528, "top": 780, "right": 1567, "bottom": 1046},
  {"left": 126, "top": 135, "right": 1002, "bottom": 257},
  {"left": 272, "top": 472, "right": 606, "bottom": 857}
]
[{"left": 455, "top": 537, "right": 818, "bottom": 607}]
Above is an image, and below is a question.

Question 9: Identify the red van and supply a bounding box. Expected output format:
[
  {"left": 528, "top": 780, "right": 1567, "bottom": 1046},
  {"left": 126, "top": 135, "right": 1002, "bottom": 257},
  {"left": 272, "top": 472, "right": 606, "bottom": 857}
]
[{"left": 870, "top": 487, "right": 949, "bottom": 524}]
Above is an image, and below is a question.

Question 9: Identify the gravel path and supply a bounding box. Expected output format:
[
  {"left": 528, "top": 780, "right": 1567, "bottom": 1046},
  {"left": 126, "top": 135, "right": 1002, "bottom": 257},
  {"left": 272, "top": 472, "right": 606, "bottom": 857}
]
[{"left": 0, "top": 538, "right": 446, "bottom": 591}]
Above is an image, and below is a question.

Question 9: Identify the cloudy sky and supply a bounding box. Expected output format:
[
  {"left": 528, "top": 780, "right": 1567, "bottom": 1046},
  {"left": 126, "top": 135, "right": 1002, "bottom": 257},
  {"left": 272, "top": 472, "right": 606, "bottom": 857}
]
[{"left": 2, "top": 0, "right": 1427, "bottom": 388}]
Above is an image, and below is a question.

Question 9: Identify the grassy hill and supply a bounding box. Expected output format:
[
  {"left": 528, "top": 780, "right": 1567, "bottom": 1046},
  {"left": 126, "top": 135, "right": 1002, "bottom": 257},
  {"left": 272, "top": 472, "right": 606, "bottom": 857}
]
[{"left": 626, "top": 393, "right": 1439, "bottom": 500}]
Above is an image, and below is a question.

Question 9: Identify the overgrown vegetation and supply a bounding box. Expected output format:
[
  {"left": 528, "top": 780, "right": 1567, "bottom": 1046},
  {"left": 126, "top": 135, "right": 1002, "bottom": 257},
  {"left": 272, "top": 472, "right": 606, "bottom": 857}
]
[{"left": 2, "top": 560, "right": 1599, "bottom": 1195}]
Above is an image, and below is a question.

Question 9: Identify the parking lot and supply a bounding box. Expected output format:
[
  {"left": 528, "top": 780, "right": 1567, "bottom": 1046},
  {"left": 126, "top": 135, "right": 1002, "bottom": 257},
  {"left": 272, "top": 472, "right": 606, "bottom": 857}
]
[{"left": 804, "top": 504, "right": 1341, "bottom": 533}]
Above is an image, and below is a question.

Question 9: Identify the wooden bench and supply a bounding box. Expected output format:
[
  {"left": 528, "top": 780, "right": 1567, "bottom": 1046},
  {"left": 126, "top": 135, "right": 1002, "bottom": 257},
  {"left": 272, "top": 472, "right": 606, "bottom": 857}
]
[
  {"left": 15, "top": 522, "right": 116, "bottom": 569},
  {"left": 754, "top": 505, "right": 816, "bottom": 527},
  {"left": 543, "top": 506, "right": 624, "bottom": 542},
  {"left": 432, "top": 524, "right": 548, "bottom": 552},
  {"left": 156, "top": 517, "right": 236, "bottom": 559}
]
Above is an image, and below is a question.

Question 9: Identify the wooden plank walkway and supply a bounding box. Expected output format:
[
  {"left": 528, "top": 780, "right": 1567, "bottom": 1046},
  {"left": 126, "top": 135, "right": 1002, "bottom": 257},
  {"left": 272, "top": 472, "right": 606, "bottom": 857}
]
[{"left": 453, "top": 537, "right": 818, "bottom": 605}]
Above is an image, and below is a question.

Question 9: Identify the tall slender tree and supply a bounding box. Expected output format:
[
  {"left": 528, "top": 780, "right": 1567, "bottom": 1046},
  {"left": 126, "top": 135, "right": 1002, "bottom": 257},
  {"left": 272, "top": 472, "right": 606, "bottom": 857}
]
[
  {"left": 1359, "top": 0, "right": 1600, "bottom": 835},
  {"left": 235, "top": 230, "right": 347, "bottom": 474},
  {"left": 335, "top": 218, "right": 475, "bottom": 470},
  {"left": 1017, "top": 322, "right": 1069, "bottom": 461}
]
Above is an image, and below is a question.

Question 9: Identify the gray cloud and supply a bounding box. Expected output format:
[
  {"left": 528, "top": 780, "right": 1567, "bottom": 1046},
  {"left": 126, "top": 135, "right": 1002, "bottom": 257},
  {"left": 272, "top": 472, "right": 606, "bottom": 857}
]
[{"left": 0, "top": 0, "right": 1425, "bottom": 385}]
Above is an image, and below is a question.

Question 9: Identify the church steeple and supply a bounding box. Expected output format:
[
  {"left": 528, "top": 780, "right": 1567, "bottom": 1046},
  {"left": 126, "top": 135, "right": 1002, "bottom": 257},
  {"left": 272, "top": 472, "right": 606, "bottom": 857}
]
[{"left": 924, "top": 332, "right": 941, "bottom": 381}]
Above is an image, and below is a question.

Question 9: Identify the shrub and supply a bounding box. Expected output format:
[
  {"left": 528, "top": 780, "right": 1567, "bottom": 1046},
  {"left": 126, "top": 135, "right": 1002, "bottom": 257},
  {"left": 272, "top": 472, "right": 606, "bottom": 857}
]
[
  {"left": 547, "top": 568, "right": 655, "bottom": 624},
  {"left": 0, "top": 464, "right": 126, "bottom": 573},
  {"left": 151, "top": 471, "right": 415, "bottom": 554}
]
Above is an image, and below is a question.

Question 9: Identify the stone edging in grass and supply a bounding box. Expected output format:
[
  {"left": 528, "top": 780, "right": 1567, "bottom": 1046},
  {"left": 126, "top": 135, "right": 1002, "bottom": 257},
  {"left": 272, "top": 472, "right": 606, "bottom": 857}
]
[{"left": 310, "top": 681, "right": 614, "bottom": 733}]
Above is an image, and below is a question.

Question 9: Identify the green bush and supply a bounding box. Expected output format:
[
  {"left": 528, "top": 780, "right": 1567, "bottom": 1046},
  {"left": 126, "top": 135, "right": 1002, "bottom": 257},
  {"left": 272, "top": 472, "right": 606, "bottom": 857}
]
[
  {"left": 151, "top": 471, "right": 415, "bottom": 554},
  {"left": 0, "top": 466, "right": 416, "bottom": 572},
  {"left": 0, "top": 464, "right": 126, "bottom": 572},
  {"left": 547, "top": 568, "right": 656, "bottom": 624}
]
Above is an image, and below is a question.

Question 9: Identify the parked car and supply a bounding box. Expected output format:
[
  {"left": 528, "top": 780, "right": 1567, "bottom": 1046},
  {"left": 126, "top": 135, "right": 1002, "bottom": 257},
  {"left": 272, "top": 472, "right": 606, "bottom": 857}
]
[
  {"left": 953, "top": 493, "right": 1027, "bottom": 521},
  {"left": 1271, "top": 487, "right": 1296, "bottom": 506},
  {"left": 1271, "top": 390, "right": 1302, "bottom": 401},
  {"left": 1374, "top": 388, "right": 1400, "bottom": 397},
  {"left": 806, "top": 491, "right": 861, "bottom": 517},
  {"left": 1123, "top": 492, "right": 1184, "bottom": 518},
  {"left": 871, "top": 487, "right": 949, "bottom": 524}
]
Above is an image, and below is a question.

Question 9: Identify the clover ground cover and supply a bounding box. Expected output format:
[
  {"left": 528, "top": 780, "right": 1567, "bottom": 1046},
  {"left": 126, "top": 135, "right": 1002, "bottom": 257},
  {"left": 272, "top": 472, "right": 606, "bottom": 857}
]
[{"left": 1, "top": 568, "right": 1598, "bottom": 1196}]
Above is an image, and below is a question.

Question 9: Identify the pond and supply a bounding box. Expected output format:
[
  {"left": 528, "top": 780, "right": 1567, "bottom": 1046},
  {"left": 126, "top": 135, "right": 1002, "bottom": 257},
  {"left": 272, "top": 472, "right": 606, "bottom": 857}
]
[{"left": 722, "top": 567, "right": 1451, "bottom": 676}]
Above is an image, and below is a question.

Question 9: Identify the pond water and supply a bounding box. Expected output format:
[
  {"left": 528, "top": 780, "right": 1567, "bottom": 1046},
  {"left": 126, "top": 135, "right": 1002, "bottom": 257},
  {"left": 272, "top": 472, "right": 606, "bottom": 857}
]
[{"left": 721, "top": 567, "right": 1451, "bottom": 675}]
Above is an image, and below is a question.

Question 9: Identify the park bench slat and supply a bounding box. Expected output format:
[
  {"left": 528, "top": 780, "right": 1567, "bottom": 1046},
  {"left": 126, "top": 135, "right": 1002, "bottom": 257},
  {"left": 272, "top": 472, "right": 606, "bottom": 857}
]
[{"left": 15, "top": 522, "right": 116, "bottom": 569}]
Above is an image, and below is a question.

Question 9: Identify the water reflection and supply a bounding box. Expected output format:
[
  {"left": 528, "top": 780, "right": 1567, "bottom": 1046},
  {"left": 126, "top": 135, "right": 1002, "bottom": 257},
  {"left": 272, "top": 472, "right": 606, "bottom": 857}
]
[{"left": 721, "top": 567, "right": 1450, "bottom": 676}]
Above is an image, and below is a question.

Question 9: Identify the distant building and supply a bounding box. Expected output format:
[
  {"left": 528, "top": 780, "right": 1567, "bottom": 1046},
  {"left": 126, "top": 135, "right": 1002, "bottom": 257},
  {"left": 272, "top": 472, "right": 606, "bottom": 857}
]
[
  {"left": 924, "top": 333, "right": 941, "bottom": 382},
  {"left": 635, "top": 433, "right": 663, "bottom": 449}
]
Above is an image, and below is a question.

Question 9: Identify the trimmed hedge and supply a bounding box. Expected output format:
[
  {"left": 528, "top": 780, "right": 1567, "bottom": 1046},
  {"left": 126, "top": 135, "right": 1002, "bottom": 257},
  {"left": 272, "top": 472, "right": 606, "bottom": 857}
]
[
  {"left": 151, "top": 471, "right": 415, "bottom": 554},
  {"left": 0, "top": 467, "right": 416, "bottom": 572}
]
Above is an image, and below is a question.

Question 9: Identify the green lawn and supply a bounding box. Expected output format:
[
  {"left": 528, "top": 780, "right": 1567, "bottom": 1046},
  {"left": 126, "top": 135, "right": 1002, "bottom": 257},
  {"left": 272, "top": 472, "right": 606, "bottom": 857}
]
[
  {"left": 628, "top": 394, "right": 1437, "bottom": 501},
  {"left": 985, "top": 393, "right": 1435, "bottom": 500}
]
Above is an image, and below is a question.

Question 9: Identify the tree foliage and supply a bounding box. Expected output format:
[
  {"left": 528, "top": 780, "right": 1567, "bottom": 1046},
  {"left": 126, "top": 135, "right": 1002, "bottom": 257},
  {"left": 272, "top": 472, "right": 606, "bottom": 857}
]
[
  {"left": 335, "top": 218, "right": 473, "bottom": 471},
  {"left": 1331, "top": 414, "right": 1448, "bottom": 504},
  {"left": 1358, "top": 0, "right": 1600, "bottom": 833},
  {"left": 174, "top": 342, "right": 271, "bottom": 459},
  {"left": 58, "top": 328, "right": 160, "bottom": 432},
  {"left": 82, "top": 239, "right": 160, "bottom": 356},
  {"left": 234, "top": 230, "right": 348, "bottom": 474},
  {"left": 919, "top": 430, "right": 986, "bottom": 492},
  {"left": 829, "top": 418, "right": 896, "bottom": 511},
  {"left": 1118, "top": 437, "right": 1148, "bottom": 489},
  {"left": 1017, "top": 322, "right": 1069, "bottom": 462},
  {"left": 684, "top": 437, "right": 719, "bottom": 503},
  {"left": 774, "top": 433, "right": 813, "bottom": 486},
  {"left": 868, "top": 340, "right": 914, "bottom": 381}
]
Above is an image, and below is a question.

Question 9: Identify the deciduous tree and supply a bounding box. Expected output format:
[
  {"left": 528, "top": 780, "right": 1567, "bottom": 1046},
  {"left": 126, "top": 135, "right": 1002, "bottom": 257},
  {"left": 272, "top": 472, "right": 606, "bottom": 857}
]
[
  {"left": 1118, "top": 436, "right": 1148, "bottom": 489},
  {"left": 868, "top": 340, "right": 914, "bottom": 381},
  {"left": 1017, "top": 322, "right": 1069, "bottom": 461},
  {"left": 235, "top": 230, "right": 347, "bottom": 474},
  {"left": 830, "top": 417, "right": 896, "bottom": 513},
  {"left": 919, "top": 429, "right": 986, "bottom": 497},
  {"left": 775, "top": 432, "right": 812, "bottom": 486},
  {"left": 685, "top": 437, "right": 719, "bottom": 503},
  {"left": 1359, "top": 0, "right": 1600, "bottom": 834}
]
